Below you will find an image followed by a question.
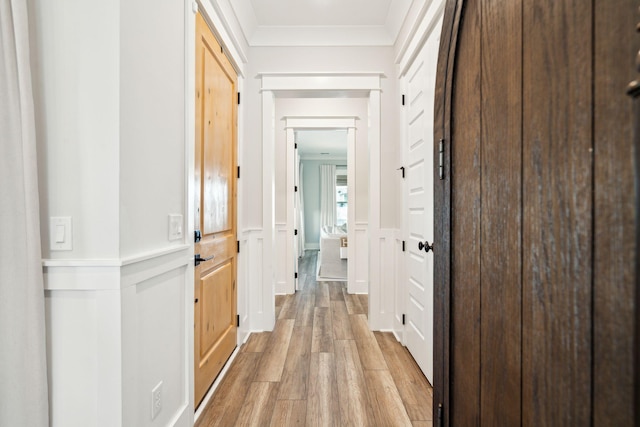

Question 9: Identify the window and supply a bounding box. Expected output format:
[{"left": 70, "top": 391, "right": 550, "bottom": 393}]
[{"left": 336, "top": 171, "right": 347, "bottom": 226}]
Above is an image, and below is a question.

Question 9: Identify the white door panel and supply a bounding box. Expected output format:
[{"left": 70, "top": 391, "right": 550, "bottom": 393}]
[{"left": 402, "top": 17, "right": 442, "bottom": 385}]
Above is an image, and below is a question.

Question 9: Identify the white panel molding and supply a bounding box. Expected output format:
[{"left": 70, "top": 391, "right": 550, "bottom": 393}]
[
  {"left": 45, "top": 246, "right": 192, "bottom": 427},
  {"left": 392, "top": 229, "right": 405, "bottom": 339},
  {"left": 352, "top": 224, "right": 369, "bottom": 294},
  {"left": 396, "top": 0, "right": 445, "bottom": 78},
  {"left": 275, "top": 225, "right": 290, "bottom": 294},
  {"left": 370, "top": 229, "right": 398, "bottom": 331},
  {"left": 260, "top": 72, "right": 384, "bottom": 93}
]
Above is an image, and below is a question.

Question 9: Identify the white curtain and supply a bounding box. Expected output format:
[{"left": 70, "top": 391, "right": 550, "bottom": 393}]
[
  {"left": 319, "top": 164, "right": 336, "bottom": 228},
  {"left": 298, "top": 162, "right": 306, "bottom": 256},
  {"left": 0, "top": 1, "right": 50, "bottom": 425}
]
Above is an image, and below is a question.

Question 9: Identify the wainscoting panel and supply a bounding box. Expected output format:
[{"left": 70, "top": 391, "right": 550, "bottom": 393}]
[
  {"left": 43, "top": 245, "right": 193, "bottom": 427},
  {"left": 351, "top": 223, "right": 369, "bottom": 294}
]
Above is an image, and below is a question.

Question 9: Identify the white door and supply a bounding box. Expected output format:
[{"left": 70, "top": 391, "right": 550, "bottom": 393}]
[{"left": 403, "top": 20, "right": 441, "bottom": 384}]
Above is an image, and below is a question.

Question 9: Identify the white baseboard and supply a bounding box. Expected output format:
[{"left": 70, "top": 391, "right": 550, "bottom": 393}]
[{"left": 305, "top": 243, "right": 320, "bottom": 250}]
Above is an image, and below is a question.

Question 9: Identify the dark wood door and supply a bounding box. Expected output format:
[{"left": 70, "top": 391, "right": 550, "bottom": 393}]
[{"left": 433, "top": 0, "right": 638, "bottom": 424}]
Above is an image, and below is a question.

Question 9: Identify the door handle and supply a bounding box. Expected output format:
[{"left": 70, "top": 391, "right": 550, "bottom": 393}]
[
  {"left": 418, "top": 241, "right": 434, "bottom": 253},
  {"left": 194, "top": 253, "right": 214, "bottom": 266}
]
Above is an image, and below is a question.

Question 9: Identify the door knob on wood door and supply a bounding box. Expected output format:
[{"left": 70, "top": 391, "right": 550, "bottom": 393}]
[
  {"left": 194, "top": 254, "right": 214, "bottom": 266},
  {"left": 418, "top": 241, "right": 434, "bottom": 253}
]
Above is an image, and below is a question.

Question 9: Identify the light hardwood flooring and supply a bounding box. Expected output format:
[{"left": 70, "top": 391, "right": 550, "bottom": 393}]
[{"left": 196, "top": 250, "right": 433, "bottom": 426}]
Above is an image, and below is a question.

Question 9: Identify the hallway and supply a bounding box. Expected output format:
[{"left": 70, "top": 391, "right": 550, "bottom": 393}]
[{"left": 196, "top": 251, "right": 433, "bottom": 426}]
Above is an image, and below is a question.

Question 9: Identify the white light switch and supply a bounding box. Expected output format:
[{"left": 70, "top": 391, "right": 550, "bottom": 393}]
[
  {"left": 168, "top": 214, "right": 183, "bottom": 241},
  {"left": 50, "top": 217, "right": 72, "bottom": 251}
]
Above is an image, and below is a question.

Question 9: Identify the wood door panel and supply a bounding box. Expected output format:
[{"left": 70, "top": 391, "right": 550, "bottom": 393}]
[
  {"left": 202, "top": 45, "right": 234, "bottom": 235},
  {"left": 198, "top": 261, "right": 234, "bottom": 357},
  {"left": 479, "top": 0, "right": 522, "bottom": 424},
  {"left": 438, "top": 0, "right": 636, "bottom": 424},
  {"left": 194, "top": 11, "right": 237, "bottom": 407},
  {"left": 449, "top": 0, "right": 481, "bottom": 423},
  {"left": 522, "top": 0, "right": 593, "bottom": 424},
  {"left": 593, "top": 0, "right": 637, "bottom": 424}
]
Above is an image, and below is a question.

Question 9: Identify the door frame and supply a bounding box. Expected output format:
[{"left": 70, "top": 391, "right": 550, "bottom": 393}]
[
  {"left": 259, "top": 73, "right": 383, "bottom": 330},
  {"left": 432, "top": 0, "right": 464, "bottom": 424},
  {"left": 283, "top": 117, "right": 358, "bottom": 294}
]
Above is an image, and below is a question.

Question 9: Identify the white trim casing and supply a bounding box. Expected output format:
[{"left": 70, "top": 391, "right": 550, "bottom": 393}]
[
  {"left": 283, "top": 116, "right": 360, "bottom": 294},
  {"left": 260, "top": 73, "right": 383, "bottom": 331}
]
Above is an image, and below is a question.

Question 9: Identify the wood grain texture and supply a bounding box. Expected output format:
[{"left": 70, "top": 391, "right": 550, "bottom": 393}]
[
  {"left": 351, "top": 314, "right": 387, "bottom": 370},
  {"left": 522, "top": 0, "right": 593, "bottom": 424},
  {"left": 194, "top": 352, "right": 260, "bottom": 427},
  {"left": 255, "top": 319, "right": 295, "bottom": 382},
  {"left": 241, "top": 332, "right": 271, "bottom": 353},
  {"left": 270, "top": 400, "right": 306, "bottom": 427},
  {"left": 593, "top": 0, "right": 637, "bottom": 424},
  {"left": 194, "top": 12, "right": 238, "bottom": 406},
  {"left": 306, "top": 352, "right": 339, "bottom": 426},
  {"left": 334, "top": 340, "right": 376, "bottom": 426},
  {"left": 449, "top": 0, "right": 481, "bottom": 424},
  {"left": 311, "top": 307, "right": 333, "bottom": 353},
  {"left": 375, "top": 332, "right": 433, "bottom": 422},
  {"left": 433, "top": 0, "right": 465, "bottom": 422},
  {"left": 331, "top": 300, "right": 354, "bottom": 340},
  {"left": 235, "top": 382, "right": 279, "bottom": 426},
  {"left": 479, "top": 0, "right": 522, "bottom": 423},
  {"left": 278, "top": 326, "right": 312, "bottom": 400},
  {"left": 295, "top": 293, "right": 316, "bottom": 327},
  {"left": 365, "top": 369, "right": 413, "bottom": 426},
  {"left": 315, "top": 282, "right": 330, "bottom": 308}
]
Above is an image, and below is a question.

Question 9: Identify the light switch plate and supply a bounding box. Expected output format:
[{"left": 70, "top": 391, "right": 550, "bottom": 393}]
[
  {"left": 168, "top": 214, "right": 183, "bottom": 241},
  {"left": 50, "top": 217, "right": 72, "bottom": 251}
]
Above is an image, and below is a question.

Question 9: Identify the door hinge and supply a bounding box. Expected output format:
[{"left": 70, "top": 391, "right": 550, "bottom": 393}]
[
  {"left": 402, "top": 241, "right": 406, "bottom": 252},
  {"left": 438, "top": 139, "right": 445, "bottom": 180},
  {"left": 237, "top": 166, "right": 240, "bottom": 179},
  {"left": 295, "top": 272, "right": 298, "bottom": 279},
  {"left": 295, "top": 143, "right": 298, "bottom": 149},
  {"left": 237, "top": 240, "right": 240, "bottom": 253},
  {"left": 402, "top": 94, "right": 405, "bottom": 106},
  {"left": 397, "top": 166, "right": 405, "bottom": 178},
  {"left": 402, "top": 314, "right": 406, "bottom": 325},
  {"left": 237, "top": 92, "right": 240, "bottom": 105},
  {"left": 294, "top": 185, "right": 298, "bottom": 192},
  {"left": 294, "top": 229, "right": 298, "bottom": 236},
  {"left": 236, "top": 314, "right": 240, "bottom": 327},
  {"left": 437, "top": 403, "right": 443, "bottom": 427}
]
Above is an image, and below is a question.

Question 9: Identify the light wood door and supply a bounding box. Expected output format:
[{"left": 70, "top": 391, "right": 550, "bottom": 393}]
[
  {"left": 194, "top": 12, "right": 238, "bottom": 407},
  {"left": 403, "top": 26, "right": 439, "bottom": 384}
]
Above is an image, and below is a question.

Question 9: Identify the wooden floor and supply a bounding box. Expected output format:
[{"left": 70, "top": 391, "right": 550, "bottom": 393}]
[{"left": 196, "top": 250, "right": 433, "bottom": 426}]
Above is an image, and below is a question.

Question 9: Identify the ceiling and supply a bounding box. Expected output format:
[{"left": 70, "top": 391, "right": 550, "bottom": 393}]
[
  {"left": 228, "top": 0, "right": 413, "bottom": 46},
  {"left": 296, "top": 129, "right": 347, "bottom": 160}
]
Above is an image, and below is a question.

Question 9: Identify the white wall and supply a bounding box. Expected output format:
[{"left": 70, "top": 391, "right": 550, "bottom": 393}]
[
  {"left": 30, "top": 1, "right": 194, "bottom": 426},
  {"left": 119, "top": 1, "right": 186, "bottom": 257},
  {"left": 30, "top": 0, "right": 120, "bottom": 260}
]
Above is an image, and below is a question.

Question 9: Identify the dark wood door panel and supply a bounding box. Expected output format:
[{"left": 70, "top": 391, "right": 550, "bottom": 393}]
[
  {"left": 436, "top": 0, "right": 637, "bottom": 425},
  {"left": 449, "top": 0, "right": 481, "bottom": 424}
]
